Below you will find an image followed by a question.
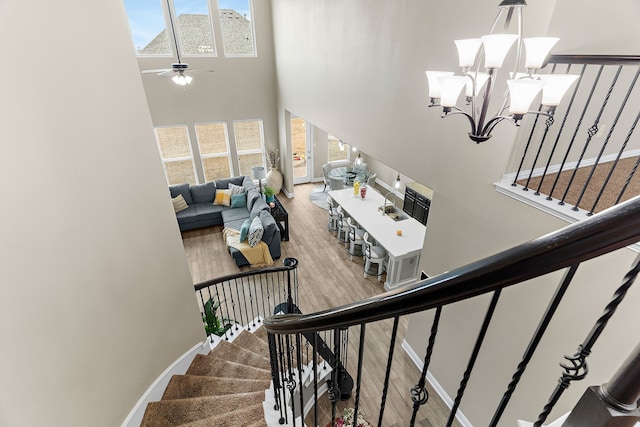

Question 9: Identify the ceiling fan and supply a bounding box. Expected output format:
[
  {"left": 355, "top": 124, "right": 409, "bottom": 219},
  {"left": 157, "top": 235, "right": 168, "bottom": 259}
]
[{"left": 141, "top": 0, "right": 214, "bottom": 86}]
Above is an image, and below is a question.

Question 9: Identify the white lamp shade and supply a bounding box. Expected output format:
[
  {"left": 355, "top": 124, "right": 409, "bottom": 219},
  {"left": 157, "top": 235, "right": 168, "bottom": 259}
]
[
  {"left": 426, "top": 71, "right": 455, "bottom": 98},
  {"left": 465, "top": 72, "right": 490, "bottom": 97},
  {"left": 172, "top": 73, "right": 192, "bottom": 86},
  {"left": 481, "top": 34, "right": 518, "bottom": 69},
  {"left": 524, "top": 37, "right": 559, "bottom": 69},
  {"left": 252, "top": 166, "right": 267, "bottom": 180},
  {"left": 540, "top": 74, "right": 579, "bottom": 106},
  {"left": 439, "top": 76, "right": 468, "bottom": 107},
  {"left": 454, "top": 38, "right": 482, "bottom": 68},
  {"left": 507, "top": 78, "right": 545, "bottom": 114}
]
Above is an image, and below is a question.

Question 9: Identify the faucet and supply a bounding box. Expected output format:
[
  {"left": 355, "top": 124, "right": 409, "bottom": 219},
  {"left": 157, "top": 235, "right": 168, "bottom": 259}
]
[{"left": 380, "top": 190, "right": 400, "bottom": 215}]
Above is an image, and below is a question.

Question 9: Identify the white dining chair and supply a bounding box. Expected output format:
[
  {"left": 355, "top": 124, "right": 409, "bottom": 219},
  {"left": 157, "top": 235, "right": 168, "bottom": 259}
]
[{"left": 363, "top": 232, "right": 386, "bottom": 281}]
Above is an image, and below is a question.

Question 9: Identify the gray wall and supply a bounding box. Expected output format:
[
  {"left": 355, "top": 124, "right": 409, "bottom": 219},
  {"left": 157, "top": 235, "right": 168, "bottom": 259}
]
[
  {"left": 0, "top": 1, "right": 204, "bottom": 425},
  {"left": 271, "top": 0, "right": 640, "bottom": 425}
]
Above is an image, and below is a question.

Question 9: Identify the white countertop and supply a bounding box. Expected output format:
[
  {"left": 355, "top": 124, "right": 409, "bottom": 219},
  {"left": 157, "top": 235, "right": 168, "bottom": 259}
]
[{"left": 328, "top": 187, "right": 426, "bottom": 257}]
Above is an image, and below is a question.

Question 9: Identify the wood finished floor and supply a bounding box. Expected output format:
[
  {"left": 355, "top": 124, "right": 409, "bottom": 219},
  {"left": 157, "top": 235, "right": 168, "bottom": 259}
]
[{"left": 181, "top": 183, "right": 460, "bottom": 427}]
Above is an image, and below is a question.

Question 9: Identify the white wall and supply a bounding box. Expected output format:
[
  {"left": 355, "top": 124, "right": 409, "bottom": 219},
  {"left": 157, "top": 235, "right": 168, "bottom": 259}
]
[
  {"left": 0, "top": 1, "right": 204, "bottom": 425},
  {"left": 271, "top": 0, "right": 640, "bottom": 425}
]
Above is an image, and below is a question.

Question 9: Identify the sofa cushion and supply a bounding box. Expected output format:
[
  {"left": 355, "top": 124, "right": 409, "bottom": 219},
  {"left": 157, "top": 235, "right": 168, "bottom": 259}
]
[
  {"left": 239, "top": 219, "right": 251, "bottom": 242},
  {"left": 169, "top": 183, "right": 193, "bottom": 205},
  {"left": 190, "top": 182, "right": 216, "bottom": 204},
  {"left": 221, "top": 207, "right": 250, "bottom": 224},
  {"left": 175, "top": 205, "right": 197, "bottom": 225},
  {"left": 214, "top": 189, "right": 232, "bottom": 206},
  {"left": 195, "top": 204, "right": 225, "bottom": 222},
  {"left": 250, "top": 197, "right": 269, "bottom": 221},
  {"left": 246, "top": 189, "right": 261, "bottom": 212},
  {"left": 231, "top": 193, "right": 247, "bottom": 208},
  {"left": 172, "top": 195, "right": 189, "bottom": 213},
  {"left": 228, "top": 183, "right": 245, "bottom": 195},
  {"left": 215, "top": 176, "right": 245, "bottom": 189},
  {"left": 258, "top": 210, "right": 277, "bottom": 245},
  {"left": 242, "top": 176, "right": 257, "bottom": 191},
  {"left": 248, "top": 216, "right": 264, "bottom": 248}
]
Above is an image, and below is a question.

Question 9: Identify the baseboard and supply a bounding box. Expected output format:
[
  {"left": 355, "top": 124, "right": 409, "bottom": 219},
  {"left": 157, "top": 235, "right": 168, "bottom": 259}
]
[
  {"left": 402, "top": 339, "right": 474, "bottom": 427},
  {"left": 121, "top": 340, "right": 210, "bottom": 427}
]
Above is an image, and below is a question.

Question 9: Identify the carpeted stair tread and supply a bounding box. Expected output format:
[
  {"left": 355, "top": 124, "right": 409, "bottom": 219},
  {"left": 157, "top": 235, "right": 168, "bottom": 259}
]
[
  {"left": 231, "top": 329, "right": 269, "bottom": 355},
  {"left": 162, "top": 375, "right": 271, "bottom": 400},
  {"left": 174, "top": 403, "right": 265, "bottom": 427},
  {"left": 185, "top": 354, "right": 271, "bottom": 381},
  {"left": 208, "top": 340, "right": 270, "bottom": 370},
  {"left": 140, "top": 392, "right": 264, "bottom": 427},
  {"left": 252, "top": 325, "right": 268, "bottom": 342}
]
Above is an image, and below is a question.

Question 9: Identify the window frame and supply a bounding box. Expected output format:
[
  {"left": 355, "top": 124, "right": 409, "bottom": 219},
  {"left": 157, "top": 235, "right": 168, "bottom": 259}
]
[
  {"left": 233, "top": 119, "right": 266, "bottom": 176},
  {"left": 194, "top": 121, "right": 233, "bottom": 182},
  {"left": 154, "top": 124, "right": 197, "bottom": 185}
]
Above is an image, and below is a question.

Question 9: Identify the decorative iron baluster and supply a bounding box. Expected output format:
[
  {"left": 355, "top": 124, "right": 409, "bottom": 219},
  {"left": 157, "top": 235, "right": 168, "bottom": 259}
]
[
  {"left": 615, "top": 116, "right": 640, "bottom": 205},
  {"left": 352, "top": 324, "right": 366, "bottom": 427},
  {"left": 488, "top": 265, "right": 579, "bottom": 427},
  {"left": 446, "top": 290, "right": 502, "bottom": 427},
  {"left": 547, "top": 64, "right": 589, "bottom": 201},
  {"left": 578, "top": 66, "right": 639, "bottom": 214},
  {"left": 284, "top": 334, "right": 297, "bottom": 426},
  {"left": 220, "top": 282, "right": 236, "bottom": 336},
  {"left": 534, "top": 254, "right": 640, "bottom": 426},
  {"left": 296, "top": 333, "right": 304, "bottom": 426},
  {"left": 267, "top": 332, "right": 285, "bottom": 423},
  {"left": 536, "top": 64, "right": 583, "bottom": 199},
  {"left": 410, "top": 306, "right": 443, "bottom": 427},
  {"left": 378, "top": 316, "right": 400, "bottom": 426},
  {"left": 520, "top": 112, "right": 545, "bottom": 191},
  {"left": 277, "top": 333, "right": 288, "bottom": 425},
  {"left": 329, "top": 328, "right": 342, "bottom": 427},
  {"left": 313, "top": 333, "right": 319, "bottom": 427},
  {"left": 237, "top": 277, "right": 249, "bottom": 327}
]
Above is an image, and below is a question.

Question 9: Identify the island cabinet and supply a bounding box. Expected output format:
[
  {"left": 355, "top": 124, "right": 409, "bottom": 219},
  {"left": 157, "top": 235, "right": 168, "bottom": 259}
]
[{"left": 403, "top": 183, "right": 432, "bottom": 226}]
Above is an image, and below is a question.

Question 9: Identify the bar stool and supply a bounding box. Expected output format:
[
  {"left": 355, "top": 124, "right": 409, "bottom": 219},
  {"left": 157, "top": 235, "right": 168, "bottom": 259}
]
[
  {"left": 336, "top": 206, "right": 350, "bottom": 246},
  {"left": 327, "top": 196, "right": 339, "bottom": 234},
  {"left": 347, "top": 217, "right": 365, "bottom": 261},
  {"left": 363, "top": 232, "right": 386, "bottom": 281}
]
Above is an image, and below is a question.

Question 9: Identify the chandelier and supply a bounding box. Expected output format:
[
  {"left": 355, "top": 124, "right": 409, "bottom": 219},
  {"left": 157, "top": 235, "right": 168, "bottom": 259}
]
[{"left": 426, "top": 0, "right": 578, "bottom": 143}]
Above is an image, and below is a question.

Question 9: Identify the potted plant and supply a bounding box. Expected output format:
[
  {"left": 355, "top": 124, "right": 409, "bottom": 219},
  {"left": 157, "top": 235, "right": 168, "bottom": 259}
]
[
  {"left": 202, "top": 298, "right": 234, "bottom": 337},
  {"left": 263, "top": 185, "right": 276, "bottom": 203}
]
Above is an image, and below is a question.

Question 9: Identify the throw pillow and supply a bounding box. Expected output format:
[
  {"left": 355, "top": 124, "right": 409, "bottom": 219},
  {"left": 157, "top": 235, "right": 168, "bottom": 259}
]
[
  {"left": 228, "top": 183, "right": 246, "bottom": 195},
  {"left": 213, "top": 189, "right": 232, "bottom": 207},
  {"left": 172, "top": 194, "right": 189, "bottom": 213},
  {"left": 230, "top": 193, "right": 247, "bottom": 208},
  {"left": 248, "top": 216, "right": 264, "bottom": 248},
  {"left": 239, "top": 219, "right": 251, "bottom": 242}
]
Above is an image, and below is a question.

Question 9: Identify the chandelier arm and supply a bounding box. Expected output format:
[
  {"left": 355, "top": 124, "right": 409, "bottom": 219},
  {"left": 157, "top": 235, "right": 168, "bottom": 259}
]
[
  {"left": 481, "top": 115, "right": 518, "bottom": 137},
  {"left": 443, "top": 110, "right": 479, "bottom": 136}
]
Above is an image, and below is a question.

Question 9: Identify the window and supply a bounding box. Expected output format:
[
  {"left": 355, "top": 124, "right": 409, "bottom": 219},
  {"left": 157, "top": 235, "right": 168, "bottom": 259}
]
[
  {"left": 233, "top": 120, "right": 265, "bottom": 176},
  {"left": 328, "top": 135, "right": 349, "bottom": 162},
  {"left": 123, "top": 0, "right": 171, "bottom": 55},
  {"left": 155, "top": 126, "right": 196, "bottom": 185},
  {"left": 218, "top": 0, "right": 256, "bottom": 56},
  {"left": 195, "top": 122, "right": 232, "bottom": 181},
  {"left": 174, "top": 0, "right": 216, "bottom": 55}
]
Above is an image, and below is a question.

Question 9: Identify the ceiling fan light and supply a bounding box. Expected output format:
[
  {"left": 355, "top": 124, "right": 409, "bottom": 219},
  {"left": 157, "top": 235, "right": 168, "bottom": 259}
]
[
  {"left": 540, "top": 74, "right": 579, "bottom": 106},
  {"left": 172, "top": 74, "right": 192, "bottom": 86},
  {"left": 454, "top": 38, "right": 482, "bottom": 68},
  {"left": 426, "top": 71, "right": 455, "bottom": 99},
  {"left": 507, "top": 78, "right": 545, "bottom": 115},
  {"left": 524, "top": 37, "right": 559, "bottom": 70},
  {"left": 481, "top": 34, "right": 518, "bottom": 69},
  {"left": 439, "top": 76, "right": 468, "bottom": 107}
]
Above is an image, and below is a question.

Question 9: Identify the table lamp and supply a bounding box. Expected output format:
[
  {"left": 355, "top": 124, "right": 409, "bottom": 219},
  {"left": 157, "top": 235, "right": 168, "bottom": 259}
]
[{"left": 252, "top": 166, "right": 267, "bottom": 195}]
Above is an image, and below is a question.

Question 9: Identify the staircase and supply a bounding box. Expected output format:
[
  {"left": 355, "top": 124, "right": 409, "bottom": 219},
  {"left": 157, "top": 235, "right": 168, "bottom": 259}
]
[{"left": 140, "top": 326, "right": 272, "bottom": 427}]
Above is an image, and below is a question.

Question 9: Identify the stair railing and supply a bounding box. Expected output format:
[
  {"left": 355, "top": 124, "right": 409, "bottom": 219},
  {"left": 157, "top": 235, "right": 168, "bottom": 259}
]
[{"left": 265, "top": 195, "right": 640, "bottom": 426}]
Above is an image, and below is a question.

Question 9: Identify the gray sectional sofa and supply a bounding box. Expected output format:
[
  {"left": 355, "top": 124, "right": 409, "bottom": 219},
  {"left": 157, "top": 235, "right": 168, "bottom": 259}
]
[{"left": 169, "top": 176, "right": 281, "bottom": 267}]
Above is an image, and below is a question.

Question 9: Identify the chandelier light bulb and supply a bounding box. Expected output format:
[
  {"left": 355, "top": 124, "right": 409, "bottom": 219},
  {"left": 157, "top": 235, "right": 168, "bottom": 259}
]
[
  {"left": 481, "top": 34, "right": 519, "bottom": 69},
  {"left": 454, "top": 38, "right": 482, "bottom": 69},
  {"left": 539, "top": 74, "right": 580, "bottom": 107},
  {"left": 507, "top": 78, "right": 545, "bottom": 116},
  {"left": 426, "top": 71, "right": 455, "bottom": 100},
  {"left": 438, "top": 76, "right": 468, "bottom": 108},
  {"left": 523, "top": 37, "right": 560, "bottom": 70}
]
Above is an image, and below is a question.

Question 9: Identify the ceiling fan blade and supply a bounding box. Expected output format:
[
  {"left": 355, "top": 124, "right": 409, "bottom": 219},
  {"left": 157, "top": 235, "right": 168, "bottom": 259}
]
[
  {"left": 157, "top": 70, "right": 176, "bottom": 77},
  {"left": 141, "top": 68, "right": 172, "bottom": 74},
  {"left": 188, "top": 69, "right": 216, "bottom": 75}
]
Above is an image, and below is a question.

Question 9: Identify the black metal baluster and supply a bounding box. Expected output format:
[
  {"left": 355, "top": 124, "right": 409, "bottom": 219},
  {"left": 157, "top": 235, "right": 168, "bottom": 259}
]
[
  {"left": 268, "top": 332, "right": 285, "bottom": 424},
  {"left": 352, "top": 324, "right": 366, "bottom": 427},
  {"left": 410, "top": 306, "right": 443, "bottom": 427},
  {"left": 445, "top": 290, "right": 502, "bottom": 427},
  {"left": 237, "top": 277, "right": 249, "bottom": 328},
  {"left": 521, "top": 113, "right": 546, "bottom": 191},
  {"left": 296, "top": 333, "right": 304, "bottom": 426},
  {"left": 197, "top": 290, "right": 211, "bottom": 343},
  {"left": 228, "top": 281, "right": 241, "bottom": 332},
  {"left": 545, "top": 64, "right": 588, "bottom": 200},
  {"left": 512, "top": 117, "right": 539, "bottom": 187},
  {"left": 488, "top": 265, "right": 579, "bottom": 427},
  {"left": 561, "top": 65, "right": 620, "bottom": 208},
  {"left": 277, "top": 333, "right": 289, "bottom": 425},
  {"left": 258, "top": 273, "right": 267, "bottom": 322},
  {"left": 220, "top": 282, "right": 236, "bottom": 336},
  {"left": 313, "top": 333, "right": 319, "bottom": 427},
  {"left": 534, "top": 254, "right": 640, "bottom": 426},
  {"left": 329, "top": 328, "right": 342, "bottom": 427},
  {"left": 285, "top": 334, "right": 297, "bottom": 426},
  {"left": 575, "top": 66, "right": 636, "bottom": 213},
  {"left": 615, "top": 129, "right": 640, "bottom": 205},
  {"left": 378, "top": 316, "right": 400, "bottom": 426},
  {"left": 247, "top": 276, "right": 256, "bottom": 328}
]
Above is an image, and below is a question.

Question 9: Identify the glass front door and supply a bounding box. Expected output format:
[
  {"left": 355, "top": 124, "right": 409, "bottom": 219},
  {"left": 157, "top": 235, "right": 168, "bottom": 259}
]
[{"left": 291, "top": 115, "right": 311, "bottom": 184}]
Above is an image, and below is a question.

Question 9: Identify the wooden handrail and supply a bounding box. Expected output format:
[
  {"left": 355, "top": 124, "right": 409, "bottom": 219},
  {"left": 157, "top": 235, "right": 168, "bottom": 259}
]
[
  {"left": 547, "top": 54, "right": 640, "bottom": 66},
  {"left": 265, "top": 196, "right": 640, "bottom": 334}
]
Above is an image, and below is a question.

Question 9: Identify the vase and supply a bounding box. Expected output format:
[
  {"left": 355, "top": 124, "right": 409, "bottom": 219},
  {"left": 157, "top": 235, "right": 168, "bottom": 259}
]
[{"left": 266, "top": 166, "right": 283, "bottom": 194}]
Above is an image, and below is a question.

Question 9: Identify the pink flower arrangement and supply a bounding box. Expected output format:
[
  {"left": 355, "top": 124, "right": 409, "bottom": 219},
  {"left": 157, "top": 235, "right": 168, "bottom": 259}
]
[{"left": 335, "top": 408, "right": 373, "bottom": 427}]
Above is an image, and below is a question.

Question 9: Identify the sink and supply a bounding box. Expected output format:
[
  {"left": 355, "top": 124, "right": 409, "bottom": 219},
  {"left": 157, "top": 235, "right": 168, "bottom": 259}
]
[{"left": 387, "top": 212, "right": 408, "bottom": 221}]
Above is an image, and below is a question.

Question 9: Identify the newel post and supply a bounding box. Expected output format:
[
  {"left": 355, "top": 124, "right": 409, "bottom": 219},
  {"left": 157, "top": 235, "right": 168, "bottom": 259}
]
[{"left": 562, "top": 341, "right": 640, "bottom": 427}]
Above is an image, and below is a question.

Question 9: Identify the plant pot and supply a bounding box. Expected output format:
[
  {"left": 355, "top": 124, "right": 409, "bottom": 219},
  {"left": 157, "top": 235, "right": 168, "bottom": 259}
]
[{"left": 266, "top": 195, "right": 275, "bottom": 203}]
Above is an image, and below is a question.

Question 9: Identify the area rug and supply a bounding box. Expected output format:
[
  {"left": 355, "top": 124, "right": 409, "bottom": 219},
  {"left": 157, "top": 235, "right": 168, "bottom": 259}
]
[{"left": 309, "top": 185, "right": 329, "bottom": 210}]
